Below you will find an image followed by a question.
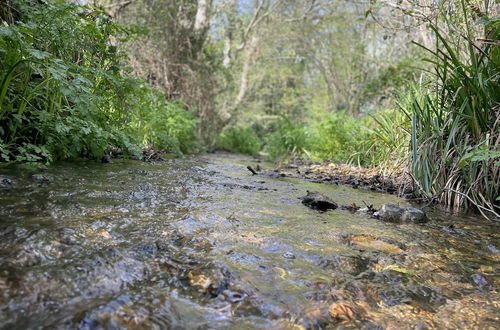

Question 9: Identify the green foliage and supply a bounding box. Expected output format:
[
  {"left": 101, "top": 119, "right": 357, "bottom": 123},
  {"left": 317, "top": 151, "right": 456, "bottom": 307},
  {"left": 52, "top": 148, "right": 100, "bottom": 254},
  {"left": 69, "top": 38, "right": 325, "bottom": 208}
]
[
  {"left": 128, "top": 85, "right": 199, "bottom": 156},
  {"left": 310, "top": 112, "right": 371, "bottom": 165},
  {"left": 406, "top": 3, "right": 500, "bottom": 215},
  {"left": 0, "top": 0, "right": 197, "bottom": 163},
  {"left": 264, "top": 116, "right": 310, "bottom": 161},
  {"left": 361, "top": 57, "right": 420, "bottom": 106},
  {"left": 368, "top": 110, "right": 410, "bottom": 166},
  {"left": 218, "top": 126, "right": 262, "bottom": 156}
]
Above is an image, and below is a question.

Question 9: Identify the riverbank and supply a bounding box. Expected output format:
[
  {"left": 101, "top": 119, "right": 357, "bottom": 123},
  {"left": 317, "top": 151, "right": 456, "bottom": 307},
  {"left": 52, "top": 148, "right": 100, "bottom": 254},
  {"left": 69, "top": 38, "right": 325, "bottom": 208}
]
[{"left": 243, "top": 155, "right": 413, "bottom": 198}]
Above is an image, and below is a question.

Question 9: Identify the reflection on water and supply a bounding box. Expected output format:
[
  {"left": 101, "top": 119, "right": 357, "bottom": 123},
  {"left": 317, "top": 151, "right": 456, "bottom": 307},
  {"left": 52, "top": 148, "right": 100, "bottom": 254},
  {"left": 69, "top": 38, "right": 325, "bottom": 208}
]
[{"left": 0, "top": 153, "right": 498, "bottom": 329}]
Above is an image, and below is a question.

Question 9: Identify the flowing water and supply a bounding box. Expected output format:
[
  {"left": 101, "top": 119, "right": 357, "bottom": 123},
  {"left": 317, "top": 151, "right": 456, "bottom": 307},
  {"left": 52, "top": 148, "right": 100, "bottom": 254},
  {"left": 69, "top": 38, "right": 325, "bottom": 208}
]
[{"left": 0, "top": 153, "right": 498, "bottom": 329}]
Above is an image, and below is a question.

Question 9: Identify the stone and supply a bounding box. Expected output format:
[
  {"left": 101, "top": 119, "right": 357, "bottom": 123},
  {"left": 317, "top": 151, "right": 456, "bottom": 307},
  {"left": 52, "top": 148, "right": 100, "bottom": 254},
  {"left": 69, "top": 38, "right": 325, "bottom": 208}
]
[
  {"left": 375, "top": 204, "right": 428, "bottom": 224},
  {"left": 0, "top": 176, "right": 12, "bottom": 188},
  {"left": 471, "top": 274, "right": 492, "bottom": 290},
  {"left": 374, "top": 204, "right": 404, "bottom": 222},
  {"left": 401, "top": 207, "right": 427, "bottom": 223},
  {"left": 32, "top": 174, "right": 50, "bottom": 182},
  {"left": 301, "top": 191, "right": 338, "bottom": 211}
]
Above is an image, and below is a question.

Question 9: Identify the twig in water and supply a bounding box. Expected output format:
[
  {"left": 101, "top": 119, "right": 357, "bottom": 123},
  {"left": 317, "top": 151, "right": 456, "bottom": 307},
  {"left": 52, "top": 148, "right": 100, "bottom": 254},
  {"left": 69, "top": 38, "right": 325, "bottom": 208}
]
[{"left": 246, "top": 166, "right": 257, "bottom": 175}]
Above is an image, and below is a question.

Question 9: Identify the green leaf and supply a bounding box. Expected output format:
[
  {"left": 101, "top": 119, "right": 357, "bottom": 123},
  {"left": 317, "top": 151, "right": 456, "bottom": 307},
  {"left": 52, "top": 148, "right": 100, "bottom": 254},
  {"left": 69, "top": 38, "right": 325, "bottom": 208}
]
[
  {"left": 28, "top": 48, "right": 51, "bottom": 60},
  {"left": 0, "top": 26, "right": 13, "bottom": 38}
]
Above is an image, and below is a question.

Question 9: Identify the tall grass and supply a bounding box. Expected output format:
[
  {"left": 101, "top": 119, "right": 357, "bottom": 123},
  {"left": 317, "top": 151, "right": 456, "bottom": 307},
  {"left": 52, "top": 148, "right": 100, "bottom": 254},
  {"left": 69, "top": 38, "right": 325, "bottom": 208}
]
[{"left": 407, "top": 4, "right": 499, "bottom": 218}]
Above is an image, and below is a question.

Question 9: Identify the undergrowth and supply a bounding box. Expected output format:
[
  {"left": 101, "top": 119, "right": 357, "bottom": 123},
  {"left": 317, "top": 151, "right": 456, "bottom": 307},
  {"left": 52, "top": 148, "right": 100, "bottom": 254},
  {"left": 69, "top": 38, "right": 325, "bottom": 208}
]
[{"left": 0, "top": 0, "right": 198, "bottom": 163}]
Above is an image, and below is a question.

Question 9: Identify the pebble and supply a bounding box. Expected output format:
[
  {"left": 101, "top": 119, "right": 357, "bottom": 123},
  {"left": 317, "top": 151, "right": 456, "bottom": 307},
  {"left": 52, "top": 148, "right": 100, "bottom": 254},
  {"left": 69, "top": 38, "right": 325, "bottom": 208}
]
[
  {"left": 283, "top": 252, "right": 296, "bottom": 259},
  {"left": 0, "top": 176, "right": 12, "bottom": 188}
]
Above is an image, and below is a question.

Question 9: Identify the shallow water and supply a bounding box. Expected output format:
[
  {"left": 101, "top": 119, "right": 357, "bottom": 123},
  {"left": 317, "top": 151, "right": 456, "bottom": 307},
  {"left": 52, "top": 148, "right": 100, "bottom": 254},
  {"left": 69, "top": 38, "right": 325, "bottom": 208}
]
[{"left": 0, "top": 153, "right": 498, "bottom": 329}]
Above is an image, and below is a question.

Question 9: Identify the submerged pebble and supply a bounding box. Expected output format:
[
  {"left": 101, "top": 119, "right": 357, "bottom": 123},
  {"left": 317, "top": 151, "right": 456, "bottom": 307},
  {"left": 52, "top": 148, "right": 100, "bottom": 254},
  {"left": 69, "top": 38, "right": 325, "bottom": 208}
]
[
  {"left": 0, "top": 176, "right": 12, "bottom": 188},
  {"left": 471, "top": 274, "right": 492, "bottom": 290}
]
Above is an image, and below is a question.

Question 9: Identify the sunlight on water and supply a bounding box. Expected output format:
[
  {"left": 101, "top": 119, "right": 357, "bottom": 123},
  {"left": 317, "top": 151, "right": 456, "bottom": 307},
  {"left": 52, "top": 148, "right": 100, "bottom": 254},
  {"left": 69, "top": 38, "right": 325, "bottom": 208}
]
[{"left": 0, "top": 154, "right": 498, "bottom": 329}]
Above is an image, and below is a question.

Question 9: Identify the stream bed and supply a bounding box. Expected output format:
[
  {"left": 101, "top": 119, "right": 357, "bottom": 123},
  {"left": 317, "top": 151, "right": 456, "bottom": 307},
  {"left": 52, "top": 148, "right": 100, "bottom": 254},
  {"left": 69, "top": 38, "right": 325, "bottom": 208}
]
[{"left": 0, "top": 153, "right": 498, "bottom": 329}]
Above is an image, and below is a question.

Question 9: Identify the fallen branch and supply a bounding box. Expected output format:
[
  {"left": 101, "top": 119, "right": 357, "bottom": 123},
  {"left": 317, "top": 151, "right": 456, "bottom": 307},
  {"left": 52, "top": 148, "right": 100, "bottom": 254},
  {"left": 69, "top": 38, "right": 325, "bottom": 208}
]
[{"left": 246, "top": 166, "right": 257, "bottom": 175}]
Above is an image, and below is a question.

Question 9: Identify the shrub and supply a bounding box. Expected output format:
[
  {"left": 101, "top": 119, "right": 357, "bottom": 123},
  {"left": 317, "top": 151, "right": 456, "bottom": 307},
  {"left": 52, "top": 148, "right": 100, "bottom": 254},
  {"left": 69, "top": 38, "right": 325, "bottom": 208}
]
[
  {"left": 264, "top": 116, "right": 310, "bottom": 161},
  {"left": 218, "top": 126, "right": 262, "bottom": 156},
  {"left": 406, "top": 8, "right": 499, "bottom": 217},
  {"left": 0, "top": 0, "right": 198, "bottom": 163}
]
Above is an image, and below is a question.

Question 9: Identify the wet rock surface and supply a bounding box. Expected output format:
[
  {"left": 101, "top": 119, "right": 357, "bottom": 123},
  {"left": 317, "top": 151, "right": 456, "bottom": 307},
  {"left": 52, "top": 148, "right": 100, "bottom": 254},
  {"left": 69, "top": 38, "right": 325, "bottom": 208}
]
[
  {"left": 375, "top": 203, "right": 428, "bottom": 223},
  {"left": 300, "top": 191, "right": 338, "bottom": 211},
  {"left": 0, "top": 153, "right": 498, "bottom": 329},
  {"left": 0, "top": 176, "right": 12, "bottom": 188}
]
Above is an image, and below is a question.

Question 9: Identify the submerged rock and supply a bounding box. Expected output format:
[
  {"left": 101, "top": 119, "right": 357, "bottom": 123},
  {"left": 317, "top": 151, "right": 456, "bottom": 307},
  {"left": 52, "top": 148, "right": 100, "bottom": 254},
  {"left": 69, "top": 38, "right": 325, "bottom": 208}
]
[
  {"left": 375, "top": 204, "right": 427, "bottom": 223},
  {"left": 472, "top": 274, "right": 492, "bottom": 290},
  {"left": 348, "top": 235, "right": 403, "bottom": 254},
  {"left": 32, "top": 174, "right": 51, "bottom": 182},
  {"left": 0, "top": 176, "right": 12, "bottom": 188},
  {"left": 301, "top": 191, "right": 338, "bottom": 211}
]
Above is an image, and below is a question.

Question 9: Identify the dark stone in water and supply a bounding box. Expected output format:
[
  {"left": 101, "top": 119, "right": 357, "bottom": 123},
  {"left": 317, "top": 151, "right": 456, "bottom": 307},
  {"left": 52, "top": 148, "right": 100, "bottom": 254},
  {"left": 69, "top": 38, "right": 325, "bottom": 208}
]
[
  {"left": 102, "top": 154, "right": 113, "bottom": 163},
  {"left": 32, "top": 174, "right": 51, "bottom": 182},
  {"left": 0, "top": 176, "right": 12, "bottom": 188},
  {"left": 487, "top": 244, "right": 500, "bottom": 254},
  {"left": 317, "top": 254, "right": 369, "bottom": 276},
  {"left": 301, "top": 191, "right": 338, "bottom": 211},
  {"left": 472, "top": 274, "right": 492, "bottom": 290},
  {"left": 374, "top": 204, "right": 427, "bottom": 223}
]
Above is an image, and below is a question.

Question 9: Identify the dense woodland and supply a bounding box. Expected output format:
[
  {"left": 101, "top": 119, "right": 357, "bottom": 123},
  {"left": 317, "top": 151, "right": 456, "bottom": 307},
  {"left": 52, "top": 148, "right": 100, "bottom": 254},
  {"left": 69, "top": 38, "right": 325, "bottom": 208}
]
[{"left": 0, "top": 0, "right": 498, "bottom": 217}]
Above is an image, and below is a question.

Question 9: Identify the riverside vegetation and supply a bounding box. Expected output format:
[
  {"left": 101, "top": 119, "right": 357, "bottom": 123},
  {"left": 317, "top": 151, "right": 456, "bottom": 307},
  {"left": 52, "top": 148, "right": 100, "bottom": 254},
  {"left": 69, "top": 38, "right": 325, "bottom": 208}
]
[{"left": 1, "top": 0, "right": 499, "bottom": 217}]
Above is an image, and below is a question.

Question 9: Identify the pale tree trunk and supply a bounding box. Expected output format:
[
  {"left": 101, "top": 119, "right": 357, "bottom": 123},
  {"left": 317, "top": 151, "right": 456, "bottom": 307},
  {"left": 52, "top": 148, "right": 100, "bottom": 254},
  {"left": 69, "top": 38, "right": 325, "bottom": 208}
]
[
  {"left": 194, "top": 0, "right": 212, "bottom": 33},
  {"left": 221, "top": 34, "right": 259, "bottom": 124},
  {"left": 220, "top": 0, "right": 285, "bottom": 123},
  {"left": 223, "top": 0, "right": 237, "bottom": 68}
]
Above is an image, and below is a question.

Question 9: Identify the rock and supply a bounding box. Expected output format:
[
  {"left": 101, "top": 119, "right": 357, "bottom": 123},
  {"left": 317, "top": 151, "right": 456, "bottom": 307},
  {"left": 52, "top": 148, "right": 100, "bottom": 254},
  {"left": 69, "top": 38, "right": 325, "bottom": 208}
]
[
  {"left": 222, "top": 289, "right": 247, "bottom": 302},
  {"left": 187, "top": 272, "right": 212, "bottom": 292},
  {"left": 0, "top": 176, "right": 12, "bottom": 188},
  {"left": 102, "top": 154, "right": 113, "bottom": 163},
  {"left": 374, "top": 204, "right": 427, "bottom": 223},
  {"left": 283, "top": 252, "right": 296, "bottom": 259},
  {"left": 401, "top": 207, "right": 427, "bottom": 223},
  {"left": 58, "top": 228, "right": 78, "bottom": 245},
  {"left": 374, "top": 204, "right": 404, "bottom": 222},
  {"left": 301, "top": 191, "right": 338, "bottom": 211},
  {"left": 487, "top": 244, "right": 500, "bottom": 254},
  {"left": 32, "top": 174, "right": 50, "bottom": 182},
  {"left": 328, "top": 303, "right": 354, "bottom": 321},
  {"left": 348, "top": 235, "right": 403, "bottom": 254},
  {"left": 317, "top": 254, "right": 369, "bottom": 275},
  {"left": 472, "top": 274, "right": 492, "bottom": 290}
]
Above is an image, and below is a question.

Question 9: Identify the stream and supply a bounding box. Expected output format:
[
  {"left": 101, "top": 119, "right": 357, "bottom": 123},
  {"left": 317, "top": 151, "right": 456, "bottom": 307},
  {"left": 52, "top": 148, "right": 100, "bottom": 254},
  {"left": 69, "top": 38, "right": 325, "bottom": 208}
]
[{"left": 0, "top": 153, "right": 498, "bottom": 329}]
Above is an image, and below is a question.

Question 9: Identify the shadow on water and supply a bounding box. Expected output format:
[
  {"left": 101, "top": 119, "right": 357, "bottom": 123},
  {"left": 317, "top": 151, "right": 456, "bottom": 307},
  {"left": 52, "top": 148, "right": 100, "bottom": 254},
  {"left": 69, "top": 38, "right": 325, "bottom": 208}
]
[{"left": 0, "top": 153, "right": 498, "bottom": 329}]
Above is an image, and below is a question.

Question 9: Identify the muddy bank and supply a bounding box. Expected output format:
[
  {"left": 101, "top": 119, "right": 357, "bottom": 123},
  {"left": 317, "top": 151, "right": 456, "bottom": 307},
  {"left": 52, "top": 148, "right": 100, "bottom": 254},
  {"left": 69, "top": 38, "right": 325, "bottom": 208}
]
[{"left": 263, "top": 161, "right": 414, "bottom": 196}]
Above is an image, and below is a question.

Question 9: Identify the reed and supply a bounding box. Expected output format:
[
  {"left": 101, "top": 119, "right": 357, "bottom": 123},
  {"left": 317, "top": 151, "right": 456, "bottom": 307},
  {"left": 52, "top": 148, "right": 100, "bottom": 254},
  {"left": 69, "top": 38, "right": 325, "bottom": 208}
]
[{"left": 408, "top": 1, "right": 499, "bottom": 218}]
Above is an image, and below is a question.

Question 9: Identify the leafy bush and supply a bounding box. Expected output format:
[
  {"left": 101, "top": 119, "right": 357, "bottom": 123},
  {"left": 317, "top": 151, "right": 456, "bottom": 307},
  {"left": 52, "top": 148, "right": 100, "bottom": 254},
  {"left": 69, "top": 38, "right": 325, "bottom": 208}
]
[
  {"left": 127, "top": 85, "right": 199, "bottom": 156},
  {"left": 310, "top": 112, "right": 370, "bottom": 165},
  {"left": 218, "top": 126, "right": 262, "bottom": 156},
  {"left": 0, "top": 0, "right": 198, "bottom": 163},
  {"left": 264, "top": 116, "right": 310, "bottom": 161}
]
